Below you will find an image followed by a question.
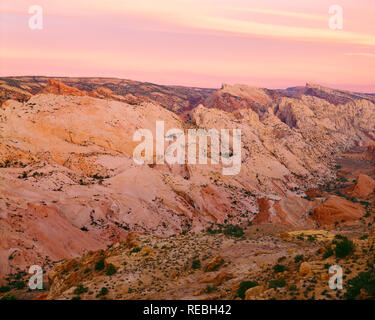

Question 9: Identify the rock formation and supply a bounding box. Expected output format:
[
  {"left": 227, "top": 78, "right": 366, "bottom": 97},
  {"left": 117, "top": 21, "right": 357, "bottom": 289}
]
[{"left": 1, "top": 77, "right": 375, "bottom": 286}]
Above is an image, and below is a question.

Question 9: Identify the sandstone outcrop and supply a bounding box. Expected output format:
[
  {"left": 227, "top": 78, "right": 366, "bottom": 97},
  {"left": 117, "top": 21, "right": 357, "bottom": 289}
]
[
  {"left": 312, "top": 196, "right": 365, "bottom": 226},
  {"left": 39, "top": 79, "right": 86, "bottom": 96},
  {"left": 351, "top": 174, "right": 375, "bottom": 198}
]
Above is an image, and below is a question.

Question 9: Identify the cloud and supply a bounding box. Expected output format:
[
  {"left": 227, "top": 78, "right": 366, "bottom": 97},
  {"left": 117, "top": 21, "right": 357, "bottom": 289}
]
[
  {"left": 2, "top": 1, "right": 375, "bottom": 47},
  {"left": 226, "top": 7, "right": 328, "bottom": 22},
  {"left": 344, "top": 52, "right": 375, "bottom": 57},
  {"left": 167, "top": 15, "right": 375, "bottom": 47}
]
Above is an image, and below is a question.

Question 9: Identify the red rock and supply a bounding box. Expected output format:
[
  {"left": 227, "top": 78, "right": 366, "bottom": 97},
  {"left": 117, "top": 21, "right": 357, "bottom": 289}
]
[
  {"left": 253, "top": 198, "right": 271, "bottom": 225},
  {"left": 88, "top": 87, "right": 113, "bottom": 99},
  {"left": 39, "top": 79, "right": 86, "bottom": 96},
  {"left": 351, "top": 174, "right": 375, "bottom": 198},
  {"left": 312, "top": 196, "right": 365, "bottom": 226},
  {"left": 364, "top": 144, "right": 375, "bottom": 162},
  {"left": 253, "top": 196, "right": 316, "bottom": 227}
]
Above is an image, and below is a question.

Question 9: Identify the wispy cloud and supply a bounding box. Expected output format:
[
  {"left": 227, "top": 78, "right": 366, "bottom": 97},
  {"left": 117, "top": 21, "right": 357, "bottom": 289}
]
[
  {"left": 226, "top": 7, "right": 328, "bottom": 22},
  {"left": 165, "top": 14, "right": 375, "bottom": 47},
  {"left": 344, "top": 52, "right": 375, "bottom": 57}
]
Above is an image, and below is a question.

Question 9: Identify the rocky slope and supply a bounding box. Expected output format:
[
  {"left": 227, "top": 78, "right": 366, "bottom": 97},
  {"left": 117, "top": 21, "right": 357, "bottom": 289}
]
[
  {"left": 0, "top": 77, "right": 375, "bottom": 300},
  {"left": 42, "top": 226, "right": 375, "bottom": 300},
  {"left": 42, "top": 150, "right": 375, "bottom": 300}
]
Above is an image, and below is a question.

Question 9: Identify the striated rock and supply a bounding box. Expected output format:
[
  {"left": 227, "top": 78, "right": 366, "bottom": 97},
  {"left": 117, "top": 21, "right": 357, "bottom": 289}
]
[
  {"left": 351, "top": 174, "right": 375, "bottom": 198},
  {"left": 253, "top": 196, "right": 316, "bottom": 227},
  {"left": 88, "top": 86, "right": 113, "bottom": 99},
  {"left": 0, "top": 85, "right": 31, "bottom": 106},
  {"left": 312, "top": 196, "right": 365, "bottom": 226},
  {"left": 39, "top": 79, "right": 86, "bottom": 96}
]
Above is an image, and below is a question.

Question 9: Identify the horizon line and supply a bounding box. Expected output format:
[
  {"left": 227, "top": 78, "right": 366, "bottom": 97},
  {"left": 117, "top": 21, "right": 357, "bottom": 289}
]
[{"left": 1, "top": 74, "right": 374, "bottom": 95}]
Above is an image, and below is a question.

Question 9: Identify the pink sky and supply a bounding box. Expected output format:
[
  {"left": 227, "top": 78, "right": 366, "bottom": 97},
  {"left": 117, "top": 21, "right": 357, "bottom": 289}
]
[{"left": 1, "top": 0, "right": 375, "bottom": 91}]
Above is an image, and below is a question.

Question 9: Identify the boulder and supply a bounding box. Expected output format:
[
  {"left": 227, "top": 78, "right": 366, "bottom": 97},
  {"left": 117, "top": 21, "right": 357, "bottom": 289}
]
[
  {"left": 245, "top": 286, "right": 264, "bottom": 299},
  {"left": 299, "top": 262, "right": 311, "bottom": 276}
]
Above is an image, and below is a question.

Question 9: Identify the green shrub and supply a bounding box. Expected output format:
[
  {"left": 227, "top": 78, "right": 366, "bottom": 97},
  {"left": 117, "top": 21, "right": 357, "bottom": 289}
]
[
  {"left": 269, "top": 279, "right": 286, "bottom": 289},
  {"left": 94, "top": 258, "right": 105, "bottom": 271},
  {"left": 96, "top": 287, "right": 109, "bottom": 298},
  {"left": 223, "top": 224, "right": 244, "bottom": 238},
  {"left": 0, "top": 285, "right": 10, "bottom": 293},
  {"left": 323, "top": 246, "right": 334, "bottom": 259},
  {"left": 205, "top": 285, "right": 217, "bottom": 293},
  {"left": 11, "top": 281, "right": 25, "bottom": 290},
  {"left": 294, "top": 255, "right": 304, "bottom": 263},
  {"left": 73, "top": 285, "right": 88, "bottom": 295},
  {"left": 130, "top": 247, "right": 141, "bottom": 255},
  {"left": 192, "top": 259, "right": 201, "bottom": 270},
  {"left": 334, "top": 237, "right": 355, "bottom": 258},
  {"left": 206, "top": 227, "right": 221, "bottom": 235},
  {"left": 273, "top": 264, "right": 288, "bottom": 273},
  {"left": 237, "top": 281, "right": 258, "bottom": 299},
  {"left": 106, "top": 264, "right": 117, "bottom": 276},
  {"left": 345, "top": 271, "right": 375, "bottom": 300}
]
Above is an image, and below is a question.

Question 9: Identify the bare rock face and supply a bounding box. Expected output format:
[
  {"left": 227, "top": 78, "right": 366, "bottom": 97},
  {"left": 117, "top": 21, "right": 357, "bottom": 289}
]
[
  {"left": 312, "top": 196, "right": 365, "bottom": 226},
  {"left": 365, "top": 144, "right": 375, "bottom": 162},
  {"left": 88, "top": 86, "right": 113, "bottom": 99},
  {"left": 253, "top": 196, "right": 317, "bottom": 227},
  {"left": 39, "top": 79, "right": 86, "bottom": 96},
  {"left": 351, "top": 174, "right": 375, "bottom": 198},
  {"left": 204, "top": 83, "right": 277, "bottom": 114}
]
